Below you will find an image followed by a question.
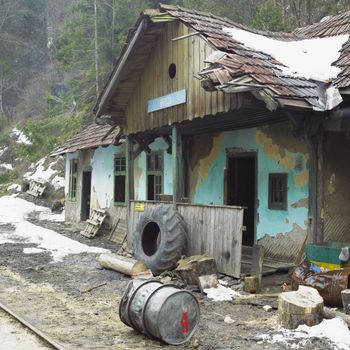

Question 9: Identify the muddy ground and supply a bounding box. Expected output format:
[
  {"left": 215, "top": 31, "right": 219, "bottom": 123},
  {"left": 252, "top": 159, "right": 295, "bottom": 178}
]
[{"left": 0, "top": 214, "right": 337, "bottom": 350}]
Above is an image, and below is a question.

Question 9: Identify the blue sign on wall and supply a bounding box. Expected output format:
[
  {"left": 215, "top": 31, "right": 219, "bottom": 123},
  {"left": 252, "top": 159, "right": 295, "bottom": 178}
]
[{"left": 148, "top": 89, "right": 187, "bottom": 113}]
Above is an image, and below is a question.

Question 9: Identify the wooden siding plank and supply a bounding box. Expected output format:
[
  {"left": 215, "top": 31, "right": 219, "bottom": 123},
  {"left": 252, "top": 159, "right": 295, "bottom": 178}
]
[{"left": 125, "top": 22, "right": 229, "bottom": 134}]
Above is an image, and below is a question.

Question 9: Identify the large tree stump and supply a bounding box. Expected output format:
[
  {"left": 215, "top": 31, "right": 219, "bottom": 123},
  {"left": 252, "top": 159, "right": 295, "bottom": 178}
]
[
  {"left": 278, "top": 285, "right": 324, "bottom": 329},
  {"left": 99, "top": 254, "right": 147, "bottom": 276},
  {"left": 341, "top": 289, "right": 350, "bottom": 314},
  {"left": 176, "top": 255, "right": 217, "bottom": 285}
]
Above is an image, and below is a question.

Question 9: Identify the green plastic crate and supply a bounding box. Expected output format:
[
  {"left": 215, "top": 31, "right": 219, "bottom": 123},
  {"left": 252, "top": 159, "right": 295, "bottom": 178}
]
[{"left": 306, "top": 242, "right": 350, "bottom": 270}]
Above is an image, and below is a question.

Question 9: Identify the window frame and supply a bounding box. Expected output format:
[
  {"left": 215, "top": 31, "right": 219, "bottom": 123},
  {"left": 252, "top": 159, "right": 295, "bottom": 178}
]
[
  {"left": 114, "top": 154, "right": 126, "bottom": 205},
  {"left": 68, "top": 159, "right": 78, "bottom": 201},
  {"left": 146, "top": 151, "right": 164, "bottom": 201},
  {"left": 268, "top": 173, "right": 288, "bottom": 210}
]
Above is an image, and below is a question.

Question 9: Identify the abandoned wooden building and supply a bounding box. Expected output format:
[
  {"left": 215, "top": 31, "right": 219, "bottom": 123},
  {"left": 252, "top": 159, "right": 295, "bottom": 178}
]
[{"left": 58, "top": 5, "right": 350, "bottom": 277}]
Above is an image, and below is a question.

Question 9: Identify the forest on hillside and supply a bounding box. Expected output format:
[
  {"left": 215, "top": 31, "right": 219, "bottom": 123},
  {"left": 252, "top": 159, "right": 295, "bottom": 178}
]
[{"left": 1, "top": 0, "right": 350, "bottom": 160}]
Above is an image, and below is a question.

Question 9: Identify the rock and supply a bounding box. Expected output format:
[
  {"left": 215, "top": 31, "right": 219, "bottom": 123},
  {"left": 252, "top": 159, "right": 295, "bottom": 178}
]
[
  {"left": 51, "top": 199, "right": 63, "bottom": 212},
  {"left": 176, "top": 255, "right": 217, "bottom": 285},
  {"left": 278, "top": 285, "right": 324, "bottom": 329},
  {"left": 198, "top": 274, "right": 218, "bottom": 292},
  {"left": 224, "top": 315, "right": 235, "bottom": 324},
  {"left": 263, "top": 305, "right": 273, "bottom": 312}
]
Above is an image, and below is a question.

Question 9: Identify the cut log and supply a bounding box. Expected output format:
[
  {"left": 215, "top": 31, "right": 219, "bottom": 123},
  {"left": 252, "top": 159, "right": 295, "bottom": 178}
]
[
  {"left": 244, "top": 276, "right": 259, "bottom": 293},
  {"left": 341, "top": 289, "right": 350, "bottom": 314},
  {"left": 176, "top": 255, "right": 217, "bottom": 285},
  {"left": 250, "top": 244, "right": 265, "bottom": 291},
  {"left": 99, "top": 254, "right": 147, "bottom": 276},
  {"left": 278, "top": 285, "right": 324, "bottom": 329}
]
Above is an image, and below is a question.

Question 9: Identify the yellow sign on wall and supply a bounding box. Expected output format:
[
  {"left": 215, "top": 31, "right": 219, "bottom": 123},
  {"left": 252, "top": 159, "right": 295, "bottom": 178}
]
[{"left": 134, "top": 203, "right": 145, "bottom": 212}]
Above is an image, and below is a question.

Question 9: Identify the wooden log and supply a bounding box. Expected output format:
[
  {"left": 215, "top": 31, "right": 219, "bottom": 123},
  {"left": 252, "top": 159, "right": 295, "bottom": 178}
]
[
  {"left": 250, "top": 244, "right": 265, "bottom": 291},
  {"left": 341, "top": 289, "right": 350, "bottom": 314},
  {"left": 244, "top": 276, "right": 259, "bottom": 293},
  {"left": 324, "top": 306, "right": 350, "bottom": 326},
  {"left": 99, "top": 254, "right": 147, "bottom": 276},
  {"left": 176, "top": 255, "right": 217, "bottom": 285},
  {"left": 278, "top": 285, "right": 324, "bottom": 329}
]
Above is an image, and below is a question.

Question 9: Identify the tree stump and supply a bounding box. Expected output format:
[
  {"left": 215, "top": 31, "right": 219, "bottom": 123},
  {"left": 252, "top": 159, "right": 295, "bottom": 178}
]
[
  {"left": 176, "top": 255, "right": 217, "bottom": 285},
  {"left": 244, "top": 276, "right": 259, "bottom": 293},
  {"left": 278, "top": 285, "right": 324, "bottom": 329},
  {"left": 341, "top": 289, "right": 350, "bottom": 314}
]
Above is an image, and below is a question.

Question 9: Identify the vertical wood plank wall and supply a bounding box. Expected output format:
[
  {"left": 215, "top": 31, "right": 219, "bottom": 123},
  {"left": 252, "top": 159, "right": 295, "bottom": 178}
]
[
  {"left": 128, "top": 201, "right": 244, "bottom": 277},
  {"left": 125, "top": 21, "right": 231, "bottom": 134}
]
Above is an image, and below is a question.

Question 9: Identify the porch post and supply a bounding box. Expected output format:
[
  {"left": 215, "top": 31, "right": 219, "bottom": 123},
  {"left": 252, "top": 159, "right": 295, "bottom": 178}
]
[
  {"left": 316, "top": 128, "right": 325, "bottom": 242},
  {"left": 125, "top": 136, "right": 134, "bottom": 248},
  {"left": 308, "top": 135, "right": 318, "bottom": 243},
  {"left": 172, "top": 125, "right": 181, "bottom": 206}
]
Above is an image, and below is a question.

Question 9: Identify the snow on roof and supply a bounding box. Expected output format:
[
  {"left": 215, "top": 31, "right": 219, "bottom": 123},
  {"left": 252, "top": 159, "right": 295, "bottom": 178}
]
[{"left": 223, "top": 27, "right": 349, "bottom": 82}]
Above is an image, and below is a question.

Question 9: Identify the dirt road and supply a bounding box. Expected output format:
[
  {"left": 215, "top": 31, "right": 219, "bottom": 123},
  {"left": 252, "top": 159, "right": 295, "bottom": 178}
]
[{"left": 0, "top": 216, "right": 342, "bottom": 350}]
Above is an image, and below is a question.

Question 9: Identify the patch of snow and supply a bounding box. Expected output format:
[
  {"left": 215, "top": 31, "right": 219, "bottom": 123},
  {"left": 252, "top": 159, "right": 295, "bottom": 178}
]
[
  {"left": 0, "top": 147, "right": 8, "bottom": 157},
  {"left": 204, "top": 284, "right": 241, "bottom": 301},
  {"left": 0, "top": 163, "right": 13, "bottom": 170},
  {"left": 259, "top": 318, "right": 350, "bottom": 350},
  {"left": 218, "top": 279, "right": 229, "bottom": 286},
  {"left": 7, "top": 183, "right": 21, "bottom": 192},
  {"left": 223, "top": 27, "right": 349, "bottom": 82},
  {"left": 24, "top": 157, "right": 63, "bottom": 189},
  {"left": 11, "top": 128, "right": 32, "bottom": 145},
  {"left": 23, "top": 247, "right": 47, "bottom": 254},
  {"left": 0, "top": 196, "right": 108, "bottom": 262},
  {"left": 51, "top": 175, "right": 65, "bottom": 190},
  {"left": 38, "top": 209, "right": 65, "bottom": 222},
  {"left": 0, "top": 196, "right": 47, "bottom": 224}
]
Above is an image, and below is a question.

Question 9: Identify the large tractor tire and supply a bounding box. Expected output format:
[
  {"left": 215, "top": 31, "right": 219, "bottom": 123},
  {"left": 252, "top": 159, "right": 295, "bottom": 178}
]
[{"left": 133, "top": 204, "right": 187, "bottom": 274}]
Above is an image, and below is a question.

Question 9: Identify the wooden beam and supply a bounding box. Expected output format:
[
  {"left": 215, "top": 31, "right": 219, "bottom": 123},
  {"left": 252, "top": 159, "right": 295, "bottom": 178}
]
[
  {"left": 125, "top": 136, "right": 134, "bottom": 249},
  {"left": 162, "top": 135, "right": 172, "bottom": 154},
  {"left": 132, "top": 136, "right": 154, "bottom": 159},
  {"left": 316, "top": 128, "right": 325, "bottom": 243},
  {"left": 172, "top": 126, "right": 178, "bottom": 205}
]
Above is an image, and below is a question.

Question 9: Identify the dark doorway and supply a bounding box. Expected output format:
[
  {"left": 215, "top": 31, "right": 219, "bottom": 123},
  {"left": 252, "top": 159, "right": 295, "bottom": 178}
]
[
  {"left": 81, "top": 171, "right": 91, "bottom": 221},
  {"left": 226, "top": 153, "right": 256, "bottom": 246}
]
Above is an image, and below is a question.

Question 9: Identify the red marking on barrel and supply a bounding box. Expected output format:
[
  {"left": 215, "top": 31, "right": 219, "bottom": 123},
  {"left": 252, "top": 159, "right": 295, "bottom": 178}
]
[{"left": 180, "top": 311, "right": 189, "bottom": 334}]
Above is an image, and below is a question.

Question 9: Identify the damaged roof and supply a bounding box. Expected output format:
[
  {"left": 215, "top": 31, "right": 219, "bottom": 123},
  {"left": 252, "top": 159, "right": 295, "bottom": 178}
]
[
  {"left": 159, "top": 4, "right": 349, "bottom": 111},
  {"left": 95, "top": 4, "right": 350, "bottom": 120},
  {"left": 51, "top": 123, "right": 121, "bottom": 156}
]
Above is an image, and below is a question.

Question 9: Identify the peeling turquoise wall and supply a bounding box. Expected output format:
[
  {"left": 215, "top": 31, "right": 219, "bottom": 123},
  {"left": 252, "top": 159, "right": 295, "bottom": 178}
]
[
  {"left": 134, "top": 137, "right": 173, "bottom": 200},
  {"left": 192, "top": 124, "right": 309, "bottom": 240},
  {"left": 91, "top": 144, "right": 123, "bottom": 209}
]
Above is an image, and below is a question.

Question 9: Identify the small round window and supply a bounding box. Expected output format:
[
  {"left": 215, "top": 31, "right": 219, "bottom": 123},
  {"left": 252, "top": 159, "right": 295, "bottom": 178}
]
[{"left": 168, "top": 63, "right": 176, "bottom": 79}]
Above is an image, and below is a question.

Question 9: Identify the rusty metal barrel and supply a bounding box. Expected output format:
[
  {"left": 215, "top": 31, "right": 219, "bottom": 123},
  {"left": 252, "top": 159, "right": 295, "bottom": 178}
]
[{"left": 119, "top": 280, "right": 200, "bottom": 345}]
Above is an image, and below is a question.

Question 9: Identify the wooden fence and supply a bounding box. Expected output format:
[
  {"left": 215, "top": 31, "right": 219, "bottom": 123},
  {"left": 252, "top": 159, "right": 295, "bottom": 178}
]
[{"left": 128, "top": 201, "right": 244, "bottom": 277}]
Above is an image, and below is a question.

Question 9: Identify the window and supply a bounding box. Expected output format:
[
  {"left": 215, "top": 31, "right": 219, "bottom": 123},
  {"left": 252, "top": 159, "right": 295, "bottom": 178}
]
[
  {"left": 147, "top": 152, "right": 163, "bottom": 200},
  {"left": 268, "top": 173, "right": 288, "bottom": 210},
  {"left": 69, "top": 159, "right": 78, "bottom": 200},
  {"left": 114, "top": 155, "right": 126, "bottom": 204}
]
